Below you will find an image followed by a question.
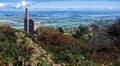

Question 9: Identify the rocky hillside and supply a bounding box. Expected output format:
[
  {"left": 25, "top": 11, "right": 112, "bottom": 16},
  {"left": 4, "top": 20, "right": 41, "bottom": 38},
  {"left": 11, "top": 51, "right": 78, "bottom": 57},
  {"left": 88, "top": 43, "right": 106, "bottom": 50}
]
[
  {"left": 0, "top": 25, "right": 60, "bottom": 66},
  {"left": 0, "top": 25, "right": 89, "bottom": 66},
  {"left": 1, "top": 23, "right": 120, "bottom": 66}
]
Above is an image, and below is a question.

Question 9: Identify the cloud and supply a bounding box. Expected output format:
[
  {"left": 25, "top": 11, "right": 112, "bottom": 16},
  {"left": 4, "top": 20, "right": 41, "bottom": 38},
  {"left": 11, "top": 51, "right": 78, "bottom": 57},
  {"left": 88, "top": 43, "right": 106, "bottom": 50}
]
[
  {"left": 16, "top": 1, "right": 32, "bottom": 8},
  {"left": 107, "top": 6, "right": 114, "bottom": 10},
  {"left": 0, "top": 2, "right": 6, "bottom": 8}
]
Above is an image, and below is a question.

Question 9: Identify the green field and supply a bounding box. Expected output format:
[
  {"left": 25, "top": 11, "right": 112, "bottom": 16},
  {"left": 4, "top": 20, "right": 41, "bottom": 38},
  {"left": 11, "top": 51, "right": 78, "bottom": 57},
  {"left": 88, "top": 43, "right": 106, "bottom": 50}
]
[
  {"left": 49, "top": 22, "right": 90, "bottom": 28},
  {"left": 12, "top": 25, "right": 24, "bottom": 29},
  {"left": 1, "top": 21, "right": 90, "bottom": 29}
]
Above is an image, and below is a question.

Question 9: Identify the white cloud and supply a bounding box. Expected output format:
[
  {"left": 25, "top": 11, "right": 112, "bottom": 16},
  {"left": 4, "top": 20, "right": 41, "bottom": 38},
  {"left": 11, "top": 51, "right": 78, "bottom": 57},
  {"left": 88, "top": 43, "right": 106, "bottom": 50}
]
[
  {"left": 107, "top": 6, "right": 114, "bottom": 10},
  {"left": 0, "top": 2, "right": 6, "bottom": 8},
  {"left": 16, "top": 1, "right": 32, "bottom": 8}
]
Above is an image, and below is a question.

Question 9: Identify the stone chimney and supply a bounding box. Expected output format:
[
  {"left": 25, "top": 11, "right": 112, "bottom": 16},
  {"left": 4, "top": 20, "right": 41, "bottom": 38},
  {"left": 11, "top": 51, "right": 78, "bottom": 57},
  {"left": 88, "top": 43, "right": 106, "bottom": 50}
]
[
  {"left": 25, "top": 8, "right": 29, "bottom": 20},
  {"left": 24, "top": 8, "right": 29, "bottom": 34}
]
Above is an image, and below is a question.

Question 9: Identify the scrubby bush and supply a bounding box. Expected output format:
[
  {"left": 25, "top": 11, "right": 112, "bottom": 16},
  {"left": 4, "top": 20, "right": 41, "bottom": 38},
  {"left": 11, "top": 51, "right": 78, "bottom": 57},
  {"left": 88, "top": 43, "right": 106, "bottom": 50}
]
[
  {"left": 0, "top": 25, "right": 15, "bottom": 35},
  {"left": 72, "top": 25, "right": 90, "bottom": 42},
  {"left": 0, "top": 25, "right": 34, "bottom": 65},
  {"left": 113, "top": 60, "right": 120, "bottom": 66},
  {"left": 37, "top": 32, "right": 87, "bottom": 53},
  {"left": 108, "top": 23, "right": 120, "bottom": 38},
  {"left": 37, "top": 56, "right": 49, "bottom": 66},
  {"left": 57, "top": 27, "right": 64, "bottom": 33},
  {"left": 51, "top": 50, "right": 75, "bottom": 63},
  {"left": 35, "top": 26, "right": 89, "bottom": 65},
  {"left": 35, "top": 26, "right": 58, "bottom": 35}
]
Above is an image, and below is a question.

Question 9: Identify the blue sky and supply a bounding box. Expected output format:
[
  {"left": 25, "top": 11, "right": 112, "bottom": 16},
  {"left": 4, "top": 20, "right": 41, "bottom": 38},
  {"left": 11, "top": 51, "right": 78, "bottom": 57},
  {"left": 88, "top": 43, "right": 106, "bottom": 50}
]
[{"left": 0, "top": 0, "right": 120, "bottom": 11}]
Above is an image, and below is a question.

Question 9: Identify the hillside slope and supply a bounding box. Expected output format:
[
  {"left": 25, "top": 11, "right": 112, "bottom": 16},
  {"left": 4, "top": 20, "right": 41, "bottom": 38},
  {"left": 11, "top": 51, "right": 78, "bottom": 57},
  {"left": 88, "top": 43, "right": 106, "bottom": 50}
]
[{"left": 0, "top": 25, "right": 60, "bottom": 66}]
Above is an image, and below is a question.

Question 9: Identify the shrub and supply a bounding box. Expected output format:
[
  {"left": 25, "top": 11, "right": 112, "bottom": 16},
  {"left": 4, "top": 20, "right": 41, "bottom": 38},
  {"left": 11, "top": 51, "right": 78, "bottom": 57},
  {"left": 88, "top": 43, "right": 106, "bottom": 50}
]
[
  {"left": 108, "top": 24, "right": 120, "bottom": 38},
  {"left": 0, "top": 25, "right": 15, "bottom": 35},
  {"left": 0, "top": 25, "right": 34, "bottom": 65},
  {"left": 113, "top": 60, "right": 120, "bottom": 66},
  {"left": 72, "top": 25, "right": 90, "bottom": 42},
  {"left": 35, "top": 26, "right": 58, "bottom": 35},
  {"left": 57, "top": 27, "right": 64, "bottom": 33},
  {"left": 35, "top": 26, "right": 89, "bottom": 64},
  {"left": 37, "top": 32, "right": 87, "bottom": 53},
  {"left": 0, "top": 33, "right": 6, "bottom": 41},
  {"left": 37, "top": 56, "right": 49, "bottom": 66},
  {"left": 50, "top": 49, "right": 75, "bottom": 63},
  {"left": 4, "top": 57, "right": 13, "bottom": 64}
]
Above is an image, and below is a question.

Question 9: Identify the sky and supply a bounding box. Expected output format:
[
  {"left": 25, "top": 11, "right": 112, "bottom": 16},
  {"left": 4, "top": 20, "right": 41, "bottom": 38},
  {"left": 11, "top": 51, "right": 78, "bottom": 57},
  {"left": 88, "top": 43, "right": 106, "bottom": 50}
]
[{"left": 0, "top": 0, "right": 120, "bottom": 11}]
